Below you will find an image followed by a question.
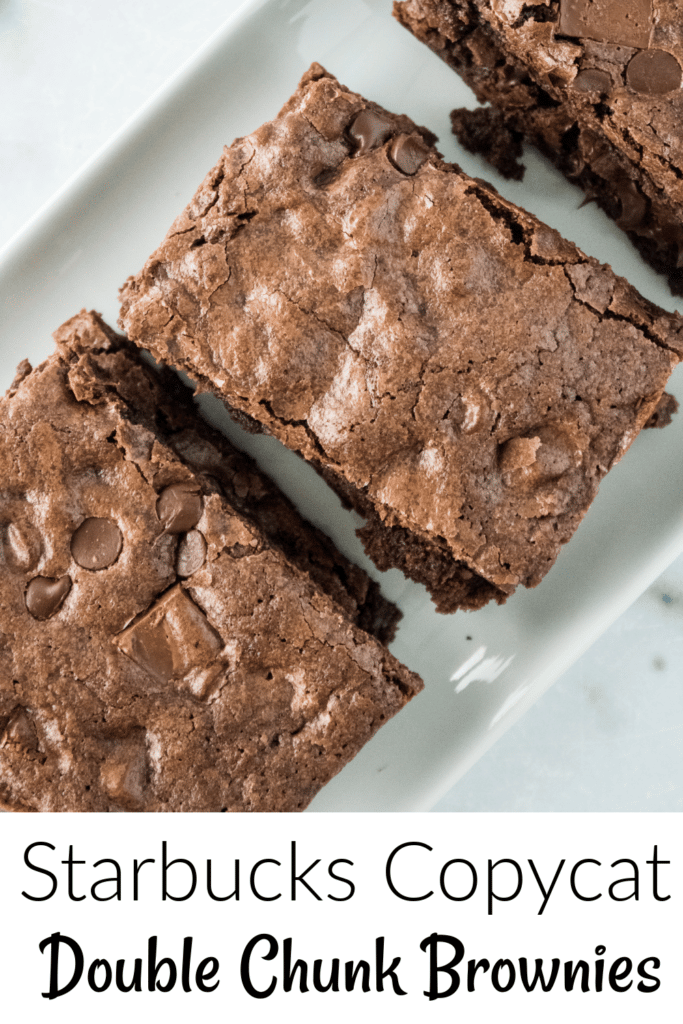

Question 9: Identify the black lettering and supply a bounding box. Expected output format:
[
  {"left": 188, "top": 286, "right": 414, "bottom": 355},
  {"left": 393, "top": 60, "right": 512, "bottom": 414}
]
[
  {"left": 420, "top": 933, "right": 463, "bottom": 1000},
  {"left": 487, "top": 859, "right": 522, "bottom": 915},
  {"left": 181, "top": 936, "right": 193, "bottom": 993},
  {"left": 609, "top": 957, "right": 633, "bottom": 992},
  {"left": 39, "top": 932, "right": 84, "bottom": 1000},
  {"left": 62, "top": 845, "right": 86, "bottom": 902},
  {"left": 313, "top": 958, "right": 339, "bottom": 992},
  {"left": 240, "top": 934, "right": 277, "bottom": 999},
  {"left": 207, "top": 859, "right": 239, "bottom": 901},
  {"left": 23, "top": 842, "right": 57, "bottom": 902},
  {"left": 162, "top": 842, "right": 196, "bottom": 902},
  {"left": 609, "top": 859, "right": 638, "bottom": 901},
  {"left": 196, "top": 957, "right": 220, "bottom": 992},
  {"left": 250, "top": 859, "right": 281, "bottom": 901},
  {"left": 147, "top": 936, "right": 177, "bottom": 992},
  {"left": 283, "top": 938, "right": 308, "bottom": 992},
  {"left": 87, "top": 959, "right": 112, "bottom": 992},
  {"left": 376, "top": 937, "right": 406, "bottom": 995},
  {"left": 133, "top": 858, "right": 155, "bottom": 901},
  {"left": 385, "top": 842, "right": 433, "bottom": 901},
  {"left": 467, "top": 958, "right": 490, "bottom": 992},
  {"left": 491, "top": 959, "right": 515, "bottom": 992},
  {"left": 647, "top": 846, "right": 670, "bottom": 901},
  {"left": 345, "top": 960, "right": 370, "bottom": 992},
  {"left": 528, "top": 859, "right": 565, "bottom": 915},
  {"left": 91, "top": 859, "right": 122, "bottom": 902},
  {"left": 290, "top": 842, "right": 321, "bottom": 901},
  {"left": 519, "top": 957, "right": 560, "bottom": 991},
  {"left": 594, "top": 945, "right": 606, "bottom": 992},
  {"left": 116, "top": 958, "right": 142, "bottom": 992},
  {"left": 564, "top": 960, "right": 589, "bottom": 992},
  {"left": 637, "top": 957, "right": 660, "bottom": 992},
  {"left": 570, "top": 859, "right": 601, "bottom": 901},
  {"left": 328, "top": 858, "right": 355, "bottom": 901},
  {"left": 440, "top": 859, "right": 477, "bottom": 902}
]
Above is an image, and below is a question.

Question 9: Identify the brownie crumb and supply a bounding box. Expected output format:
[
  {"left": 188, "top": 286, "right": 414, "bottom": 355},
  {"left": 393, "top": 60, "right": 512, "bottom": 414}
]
[
  {"left": 451, "top": 106, "right": 526, "bottom": 181},
  {"left": 644, "top": 391, "right": 679, "bottom": 430}
]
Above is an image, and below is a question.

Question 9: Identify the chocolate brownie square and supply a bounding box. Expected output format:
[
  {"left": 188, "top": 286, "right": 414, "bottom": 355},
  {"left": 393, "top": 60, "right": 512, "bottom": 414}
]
[
  {"left": 0, "top": 311, "right": 421, "bottom": 812},
  {"left": 119, "top": 64, "right": 683, "bottom": 614},
  {"left": 394, "top": 0, "right": 683, "bottom": 294}
]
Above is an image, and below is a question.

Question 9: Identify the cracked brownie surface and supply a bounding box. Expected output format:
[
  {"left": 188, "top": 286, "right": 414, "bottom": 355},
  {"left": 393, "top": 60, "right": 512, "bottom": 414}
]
[
  {"left": 394, "top": 0, "right": 683, "bottom": 294},
  {"left": 120, "top": 63, "right": 682, "bottom": 613},
  {"left": 0, "top": 310, "right": 421, "bottom": 812}
]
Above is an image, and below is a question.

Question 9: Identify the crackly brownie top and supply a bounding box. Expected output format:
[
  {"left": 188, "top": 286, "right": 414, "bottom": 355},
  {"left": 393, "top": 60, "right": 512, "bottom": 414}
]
[
  {"left": 0, "top": 311, "right": 420, "bottom": 812},
  {"left": 120, "top": 63, "right": 681, "bottom": 596}
]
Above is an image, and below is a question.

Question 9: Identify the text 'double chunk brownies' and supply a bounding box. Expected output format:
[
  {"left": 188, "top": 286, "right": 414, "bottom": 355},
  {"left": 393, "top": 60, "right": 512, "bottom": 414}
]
[
  {"left": 0, "top": 311, "right": 421, "bottom": 812},
  {"left": 394, "top": 0, "right": 683, "bottom": 295},
  {"left": 119, "top": 64, "right": 683, "bottom": 614}
]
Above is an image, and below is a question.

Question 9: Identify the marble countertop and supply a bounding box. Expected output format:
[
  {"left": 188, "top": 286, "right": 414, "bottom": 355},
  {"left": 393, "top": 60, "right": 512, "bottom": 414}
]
[{"left": 2, "top": 0, "right": 681, "bottom": 811}]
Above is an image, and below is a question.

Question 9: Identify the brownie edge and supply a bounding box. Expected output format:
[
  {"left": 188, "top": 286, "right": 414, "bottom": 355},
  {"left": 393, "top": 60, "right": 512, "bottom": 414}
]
[{"left": 0, "top": 311, "right": 422, "bottom": 812}]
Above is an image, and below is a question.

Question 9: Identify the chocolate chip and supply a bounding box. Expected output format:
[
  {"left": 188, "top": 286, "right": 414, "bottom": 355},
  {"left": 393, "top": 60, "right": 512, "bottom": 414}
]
[
  {"left": 572, "top": 68, "right": 612, "bottom": 94},
  {"left": 626, "top": 49, "right": 682, "bottom": 95},
  {"left": 389, "top": 134, "right": 431, "bottom": 176},
  {"left": 177, "top": 530, "right": 207, "bottom": 577},
  {"left": 558, "top": 0, "right": 652, "bottom": 50},
  {"left": 2, "top": 521, "right": 40, "bottom": 572},
  {"left": 348, "top": 109, "right": 394, "bottom": 155},
  {"left": 25, "top": 576, "right": 71, "bottom": 620},
  {"left": 156, "top": 481, "right": 202, "bottom": 534},
  {"left": 71, "top": 517, "right": 123, "bottom": 570}
]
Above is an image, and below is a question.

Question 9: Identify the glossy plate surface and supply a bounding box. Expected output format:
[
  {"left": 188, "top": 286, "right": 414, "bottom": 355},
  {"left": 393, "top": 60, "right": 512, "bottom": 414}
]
[{"left": 1, "top": 0, "right": 682, "bottom": 811}]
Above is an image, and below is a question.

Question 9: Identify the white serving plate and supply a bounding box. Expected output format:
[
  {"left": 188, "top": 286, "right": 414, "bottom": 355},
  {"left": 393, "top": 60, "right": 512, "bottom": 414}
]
[{"left": 1, "top": 0, "right": 682, "bottom": 812}]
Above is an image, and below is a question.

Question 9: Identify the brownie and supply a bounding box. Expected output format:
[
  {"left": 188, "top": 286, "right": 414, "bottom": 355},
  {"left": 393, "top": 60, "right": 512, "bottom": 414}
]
[
  {"left": 394, "top": 1, "right": 683, "bottom": 295},
  {"left": 119, "top": 63, "right": 683, "bottom": 614},
  {"left": 0, "top": 311, "right": 421, "bottom": 812}
]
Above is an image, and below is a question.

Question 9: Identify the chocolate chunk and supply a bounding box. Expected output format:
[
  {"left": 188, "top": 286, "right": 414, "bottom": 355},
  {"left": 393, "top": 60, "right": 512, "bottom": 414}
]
[
  {"left": 558, "top": 0, "right": 652, "bottom": 49},
  {"left": 572, "top": 68, "right": 612, "bottom": 94},
  {"left": 626, "top": 49, "right": 682, "bottom": 96},
  {"left": 100, "top": 733, "right": 148, "bottom": 809},
  {"left": 2, "top": 521, "right": 41, "bottom": 572},
  {"left": 177, "top": 529, "right": 207, "bottom": 576},
  {"left": 156, "top": 481, "right": 202, "bottom": 534},
  {"left": 71, "top": 517, "right": 123, "bottom": 570},
  {"left": 25, "top": 576, "right": 71, "bottom": 620},
  {"left": 116, "top": 585, "right": 223, "bottom": 699},
  {"left": 389, "top": 133, "right": 431, "bottom": 175},
  {"left": 348, "top": 109, "right": 394, "bottom": 155}
]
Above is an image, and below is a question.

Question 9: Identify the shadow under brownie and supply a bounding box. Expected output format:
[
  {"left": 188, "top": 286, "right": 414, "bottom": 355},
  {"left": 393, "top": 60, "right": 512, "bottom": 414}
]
[
  {"left": 119, "top": 63, "right": 683, "bottom": 614},
  {"left": 0, "top": 311, "right": 421, "bottom": 812}
]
